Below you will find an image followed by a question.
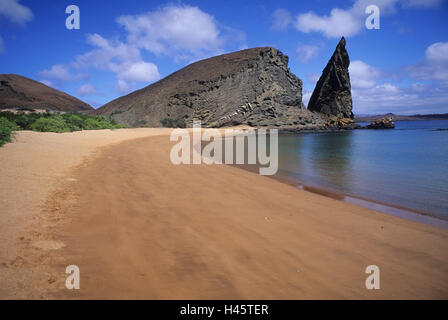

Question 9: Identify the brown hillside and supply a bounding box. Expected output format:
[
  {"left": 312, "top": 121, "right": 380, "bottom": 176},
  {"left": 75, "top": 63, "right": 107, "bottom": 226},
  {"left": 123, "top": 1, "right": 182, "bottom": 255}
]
[
  {"left": 0, "top": 74, "right": 92, "bottom": 112},
  {"left": 95, "top": 47, "right": 325, "bottom": 128}
]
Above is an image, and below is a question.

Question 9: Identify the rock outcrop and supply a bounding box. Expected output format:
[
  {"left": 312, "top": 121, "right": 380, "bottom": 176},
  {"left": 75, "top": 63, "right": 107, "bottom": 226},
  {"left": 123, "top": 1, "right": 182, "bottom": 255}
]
[
  {"left": 307, "top": 37, "right": 353, "bottom": 119},
  {"left": 96, "top": 47, "right": 325, "bottom": 128},
  {"left": 0, "top": 74, "right": 93, "bottom": 112},
  {"left": 365, "top": 117, "right": 395, "bottom": 129}
]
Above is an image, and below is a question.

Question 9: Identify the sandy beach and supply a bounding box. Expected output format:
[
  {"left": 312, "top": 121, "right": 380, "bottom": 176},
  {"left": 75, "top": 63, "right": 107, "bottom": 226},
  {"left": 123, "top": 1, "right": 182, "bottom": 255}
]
[{"left": 1, "top": 129, "right": 448, "bottom": 299}]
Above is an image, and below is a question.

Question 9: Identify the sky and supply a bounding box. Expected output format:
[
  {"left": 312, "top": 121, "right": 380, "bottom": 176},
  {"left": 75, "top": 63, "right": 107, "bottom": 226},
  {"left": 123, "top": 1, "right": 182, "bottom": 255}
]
[{"left": 0, "top": 0, "right": 447, "bottom": 115}]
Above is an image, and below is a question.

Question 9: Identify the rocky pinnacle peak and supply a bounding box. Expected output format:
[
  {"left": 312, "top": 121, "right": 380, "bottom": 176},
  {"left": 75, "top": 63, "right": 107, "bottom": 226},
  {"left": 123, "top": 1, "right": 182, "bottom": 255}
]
[{"left": 307, "top": 37, "right": 353, "bottom": 119}]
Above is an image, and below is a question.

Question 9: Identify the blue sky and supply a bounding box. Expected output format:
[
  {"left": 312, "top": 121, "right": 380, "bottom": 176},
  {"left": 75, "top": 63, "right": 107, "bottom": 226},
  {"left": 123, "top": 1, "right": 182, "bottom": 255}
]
[{"left": 0, "top": 0, "right": 447, "bottom": 114}]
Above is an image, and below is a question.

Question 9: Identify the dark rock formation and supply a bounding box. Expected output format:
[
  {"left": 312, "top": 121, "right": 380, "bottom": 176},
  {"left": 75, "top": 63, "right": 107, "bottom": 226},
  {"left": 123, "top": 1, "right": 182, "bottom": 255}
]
[
  {"left": 307, "top": 37, "right": 353, "bottom": 119},
  {"left": 96, "top": 47, "right": 325, "bottom": 128},
  {"left": 365, "top": 117, "right": 395, "bottom": 129},
  {"left": 0, "top": 74, "right": 92, "bottom": 112}
]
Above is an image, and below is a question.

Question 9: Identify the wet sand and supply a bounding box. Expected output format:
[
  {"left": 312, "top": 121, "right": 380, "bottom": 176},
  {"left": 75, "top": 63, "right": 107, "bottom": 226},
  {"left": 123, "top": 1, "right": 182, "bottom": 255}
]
[{"left": 1, "top": 130, "right": 448, "bottom": 299}]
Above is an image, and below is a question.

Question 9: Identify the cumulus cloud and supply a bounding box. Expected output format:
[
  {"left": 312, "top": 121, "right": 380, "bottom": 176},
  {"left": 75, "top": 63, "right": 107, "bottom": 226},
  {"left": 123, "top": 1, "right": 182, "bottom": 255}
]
[
  {"left": 78, "top": 84, "right": 98, "bottom": 96},
  {"left": 297, "top": 44, "right": 320, "bottom": 63},
  {"left": 38, "top": 4, "right": 242, "bottom": 94},
  {"left": 74, "top": 33, "right": 161, "bottom": 92},
  {"left": 407, "top": 42, "right": 448, "bottom": 83},
  {"left": 117, "top": 4, "right": 224, "bottom": 58},
  {"left": 294, "top": 0, "right": 406, "bottom": 38},
  {"left": 348, "top": 47, "right": 448, "bottom": 114},
  {"left": 39, "top": 64, "right": 74, "bottom": 82},
  {"left": 40, "top": 33, "right": 161, "bottom": 94},
  {"left": 296, "top": 8, "right": 363, "bottom": 38},
  {"left": 116, "top": 79, "right": 131, "bottom": 94},
  {"left": 271, "top": 8, "right": 293, "bottom": 31},
  {"left": 0, "top": 0, "right": 33, "bottom": 25},
  {"left": 39, "top": 64, "right": 87, "bottom": 84},
  {"left": 349, "top": 60, "right": 382, "bottom": 88},
  {"left": 352, "top": 82, "right": 448, "bottom": 114},
  {"left": 117, "top": 61, "right": 160, "bottom": 82}
]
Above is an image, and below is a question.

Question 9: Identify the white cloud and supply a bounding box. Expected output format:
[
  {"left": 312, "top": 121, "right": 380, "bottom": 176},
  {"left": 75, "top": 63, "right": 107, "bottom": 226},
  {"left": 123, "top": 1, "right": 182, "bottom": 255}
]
[
  {"left": 271, "top": 8, "right": 293, "bottom": 31},
  {"left": 297, "top": 44, "right": 320, "bottom": 63},
  {"left": 38, "top": 4, "right": 244, "bottom": 95},
  {"left": 352, "top": 82, "right": 448, "bottom": 114},
  {"left": 295, "top": 0, "right": 399, "bottom": 38},
  {"left": 39, "top": 64, "right": 88, "bottom": 84},
  {"left": 74, "top": 33, "right": 161, "bottom": 91},
  {"left": 425, "top": 42, "right": 448, "bottom": 63},
  {"left": 116, "top": 79, "right": 131, "bottom": 94},
  {"left": 349, "top": 60, "right": 382, "bottom": 88},
  {"left": 78, "top": 84, "right": 97, "bottom": 96},
  {"left": 0, "top": 0, "right": 33, "bottom": 25},
  {"left": 302, "top": 89, "right": 313, "bottom": 107},
  {"left": 296, "top": 8, "right": 362, "bottom": 38},
  {"left": 75, "top": 34, "right": 143, "bottom": 73},
  {"left": 117, "top": 4, "right": 224, "bottom": 57},
  {"left": 39, "top": 64, "right": 73, "bottom": 82},
  {"left": 407, "top": 42, "right": 448, "bottom": 83},
  {"left": 117, "top": 61, "right": 160, "bottom": 82},
  {"left": 40, "top": 33, "right": 161, "bottom": 93},
  {"left": 350, "top": 42, "right": 448, "bottom": 114}
]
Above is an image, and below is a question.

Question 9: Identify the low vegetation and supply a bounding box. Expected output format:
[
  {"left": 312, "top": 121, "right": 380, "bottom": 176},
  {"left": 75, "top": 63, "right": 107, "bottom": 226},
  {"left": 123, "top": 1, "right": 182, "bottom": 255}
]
[
  {"left": 0, "top": 111, "right": 127, "bottom": 146},
  {"left": 0, "top": 117, "right": 20, "bottom": 146}
]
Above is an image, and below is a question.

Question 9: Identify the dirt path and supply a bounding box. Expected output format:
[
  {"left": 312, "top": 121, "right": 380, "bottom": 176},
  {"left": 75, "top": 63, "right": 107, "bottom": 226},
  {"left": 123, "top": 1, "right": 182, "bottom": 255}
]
[{"left": 33, "top": 135, "right": 448, "bottom": 299}]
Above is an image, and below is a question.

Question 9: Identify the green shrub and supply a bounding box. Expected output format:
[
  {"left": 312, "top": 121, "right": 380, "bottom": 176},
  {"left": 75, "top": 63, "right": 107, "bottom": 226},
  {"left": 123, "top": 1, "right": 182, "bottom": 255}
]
[
  {"left": 0, "top": 111, "right": 127, "bottom": 144},
  {"left": 30, "top": 115, "right": 70, "bottom": 133},
  {"left": 0, "top": 117, "right": 19, "bottom": 146},
  {"left": 62, "top": 113, "right": 86, "bottom": 131}
]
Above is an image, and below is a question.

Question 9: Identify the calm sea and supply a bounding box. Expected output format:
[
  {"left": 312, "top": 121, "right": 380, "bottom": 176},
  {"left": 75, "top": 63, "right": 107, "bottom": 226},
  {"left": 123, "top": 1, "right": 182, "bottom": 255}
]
[{"left": 275, "top": 120, "right": 448, "bottom": 221}]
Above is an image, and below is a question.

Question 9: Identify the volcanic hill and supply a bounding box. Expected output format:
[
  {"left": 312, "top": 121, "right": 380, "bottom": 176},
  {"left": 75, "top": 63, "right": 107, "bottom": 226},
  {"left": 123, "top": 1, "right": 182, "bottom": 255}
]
[
  {"left": 96, "top": 47, "right": 329, "bottom": 128},
  {"left": 0, "top": 74, "right": 92, "bottom": 112}
]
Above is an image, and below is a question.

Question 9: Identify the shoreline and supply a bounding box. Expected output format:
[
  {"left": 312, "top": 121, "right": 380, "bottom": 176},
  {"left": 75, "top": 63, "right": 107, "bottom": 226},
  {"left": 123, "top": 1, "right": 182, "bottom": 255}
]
[{"left": 234, "top": 164, "right": 448, "bottom": 229}]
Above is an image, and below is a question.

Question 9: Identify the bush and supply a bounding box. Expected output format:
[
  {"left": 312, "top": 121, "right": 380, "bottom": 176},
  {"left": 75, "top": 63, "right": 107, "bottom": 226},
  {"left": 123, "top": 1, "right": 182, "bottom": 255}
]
[
  {"left": 30, "top": 115, "right": 70, "bottom": 133},
  {"left": 0, "top": 117, "right": 19, "bottom": 146},
  {"left": 0, "top": 111, "right": 127, "bottom": 146},
  {"left": 62, "top": 113, "right": 85, "bottom": 131}
]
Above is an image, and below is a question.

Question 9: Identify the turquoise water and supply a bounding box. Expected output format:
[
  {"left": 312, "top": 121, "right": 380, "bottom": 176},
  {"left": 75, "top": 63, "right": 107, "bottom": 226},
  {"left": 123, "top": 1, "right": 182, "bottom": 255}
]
[{"left": 276, "top": 120, "right": 448, "bottom": 220}]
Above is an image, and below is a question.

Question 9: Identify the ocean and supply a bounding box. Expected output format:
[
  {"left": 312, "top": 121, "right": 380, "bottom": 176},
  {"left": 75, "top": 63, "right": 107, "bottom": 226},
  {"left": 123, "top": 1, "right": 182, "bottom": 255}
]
[{"left": 275, "top": 120, "right": 448, "bottom": 221}]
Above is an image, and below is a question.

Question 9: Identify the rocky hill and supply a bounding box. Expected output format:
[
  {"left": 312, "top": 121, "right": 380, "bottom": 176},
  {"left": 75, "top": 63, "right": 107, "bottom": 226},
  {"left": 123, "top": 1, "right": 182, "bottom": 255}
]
[
  {"left": 96, "top": 47, "right": 326, "bottom": 128},
  {"left": 0, "top": 74, "right": 92, "bottom": 112}
]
